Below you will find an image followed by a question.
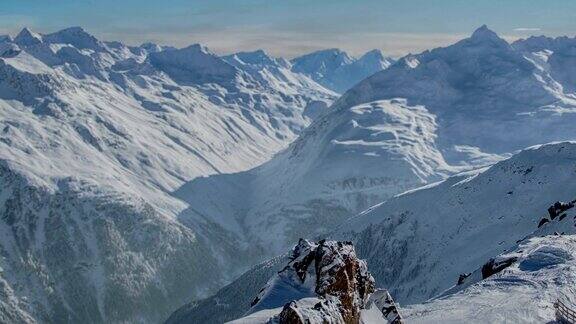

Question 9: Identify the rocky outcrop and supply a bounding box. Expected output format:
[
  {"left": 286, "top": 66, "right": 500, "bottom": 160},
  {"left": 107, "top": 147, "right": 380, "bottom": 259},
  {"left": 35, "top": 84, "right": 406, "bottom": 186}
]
[
  {"left": 278, "top": 298, "right": 344, "bottom": 324},
  {"left": 313, "top": 240, "right": 374, "bottom": 323},
  {"left": 548, "top": 201, "right": 575, "bottom": 220},
  {"left": 249, "top": 239, "right": 377, "bottom": 324},
  {"left": 481, "top": 257, "right": 518, "bottom": 279}
]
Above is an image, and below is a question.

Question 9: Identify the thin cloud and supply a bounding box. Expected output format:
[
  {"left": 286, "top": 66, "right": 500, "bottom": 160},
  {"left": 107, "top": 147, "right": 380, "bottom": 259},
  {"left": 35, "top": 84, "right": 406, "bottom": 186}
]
[
  {"left": 97, "top": 27, "right": 470, "bottom": 59},
  {"left": 513, "top": 27, "right": 541, "bottom": 31}
]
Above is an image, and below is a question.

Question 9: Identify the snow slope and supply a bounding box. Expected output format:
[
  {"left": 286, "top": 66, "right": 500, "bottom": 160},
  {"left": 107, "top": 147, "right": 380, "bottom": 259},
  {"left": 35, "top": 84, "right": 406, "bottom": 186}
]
[
  {"left": 335, "top": 141, "right": 576, "bottom": 305},
  {"left": 513, "top": 34, "right": 576, "bottom": 94},
  {"left": 291, "top": 49, "right": 395, "bottom": 93},
  {"left": 0, "top": 27, "right": 335, "bottom": 323},
  {"left": 404, "top": 235, "right": 576, "bottom": 323},
  {"left": 174, "top": 141, "right": 576, "bottom": 323},
  {"left": 174, "top": 98, "right": 452, "bottom": 256}
]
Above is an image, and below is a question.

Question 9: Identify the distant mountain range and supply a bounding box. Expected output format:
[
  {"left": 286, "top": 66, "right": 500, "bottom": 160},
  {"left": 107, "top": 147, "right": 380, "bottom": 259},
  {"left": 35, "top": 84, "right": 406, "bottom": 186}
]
[{"left": 291, "top": 48, "right": 395, "bottom": 93}]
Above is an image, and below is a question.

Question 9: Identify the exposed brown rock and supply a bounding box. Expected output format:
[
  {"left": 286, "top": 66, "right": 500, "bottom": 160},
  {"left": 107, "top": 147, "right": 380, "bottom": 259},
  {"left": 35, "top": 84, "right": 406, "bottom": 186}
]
[{"left": 276, "top": 239, "right": 375, "bottom": 324}]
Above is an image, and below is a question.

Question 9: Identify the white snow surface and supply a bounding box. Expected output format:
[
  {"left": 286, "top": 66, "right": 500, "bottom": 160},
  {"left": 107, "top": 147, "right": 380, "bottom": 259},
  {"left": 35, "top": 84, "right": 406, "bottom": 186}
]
[
  {"left": 404, "top": 235, "right": 576, "bottom": 323},
  {"left": 0, "top": 26, "right": 336, "bottom": 324},
  {"left": 334, "top": 141, "right": 576, "bottom": 305}
]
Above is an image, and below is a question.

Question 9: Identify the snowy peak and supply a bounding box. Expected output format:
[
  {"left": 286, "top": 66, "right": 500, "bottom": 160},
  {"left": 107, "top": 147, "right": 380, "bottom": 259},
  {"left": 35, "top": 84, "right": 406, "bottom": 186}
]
[
  {"left": 14, "top": 27, "right": 43, "bottom": 46},
  {"left": 44, "top": 26, "right": 104, "bottom": 51},
  {"left": 291, "top": 48, "right": 392, "bottom": 92},
  {"left": 470, "top": 24, "right": 501, "bottom": 41},
  {"left": 148, "top": 43, "right": 239, "bottom": 85},
  {"left": 350, "top": 49, "right": 395, "bottom": 76},
  {"left": 291, "top": 48, "right": 354, "bottom": 77},
  {"left": 459, "top": 25, "right": 512, "bottom": 50},
  {"left": 358, "top": 49, "right": 391, "bottom": 67},
  {"left": 223, "top": 49, "right": 293, "bottom": 72},
  {"left": 293, "top": 48, "right": 354, "bottom": 66},
  {"left": 361, "top": 49, "right": 385, "bottom": 59},
  {"left": 226, "top": 50, "right": 279, "bottom": 66}
]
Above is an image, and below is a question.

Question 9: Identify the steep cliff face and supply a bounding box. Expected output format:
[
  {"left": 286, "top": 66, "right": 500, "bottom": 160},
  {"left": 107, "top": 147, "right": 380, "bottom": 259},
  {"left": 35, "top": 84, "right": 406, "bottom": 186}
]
[{"left": 255, "top": 239, "right": 374, "bottom": 323}]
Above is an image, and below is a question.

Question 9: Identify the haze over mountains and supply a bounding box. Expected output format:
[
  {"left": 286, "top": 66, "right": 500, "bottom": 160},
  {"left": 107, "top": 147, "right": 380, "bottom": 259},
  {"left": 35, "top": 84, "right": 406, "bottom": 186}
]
[
  {"left": 291, "top": 49, "right": 396, "bottom": 93},
  {"left": 0, "top": 24, "right": 575, "bottom": 324}
]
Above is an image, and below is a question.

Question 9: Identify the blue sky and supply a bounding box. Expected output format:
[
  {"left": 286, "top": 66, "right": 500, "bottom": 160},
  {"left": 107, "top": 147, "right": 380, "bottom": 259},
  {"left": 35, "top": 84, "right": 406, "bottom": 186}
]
[{"left": 1, "top": 0, "right": 575, "bottom": 57}]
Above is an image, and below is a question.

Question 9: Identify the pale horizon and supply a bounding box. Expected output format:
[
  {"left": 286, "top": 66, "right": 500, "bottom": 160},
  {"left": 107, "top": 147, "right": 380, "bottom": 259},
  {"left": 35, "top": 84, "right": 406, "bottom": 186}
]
[{"left": 2, "top": 0, "right": 575, "bottom": 58}]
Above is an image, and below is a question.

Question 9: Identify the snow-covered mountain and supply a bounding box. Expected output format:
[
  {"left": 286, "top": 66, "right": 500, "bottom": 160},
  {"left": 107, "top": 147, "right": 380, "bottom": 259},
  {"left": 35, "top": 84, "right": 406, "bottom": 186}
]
[
  {"left": 172, "top": 25, "right": 576, "bottom": 265},
  {"left": 339, "top": 25, "right": 576, "bottom": 162},
  {"left": 0, "top": 26, "right": 336, "bottom": 323},
  {"left": 513, "top": 34, "right": 576, "bottom": 94},
  {"left": 172, "top": 141, "right": 576, "bottom": 323},
  {"left": 4, "top": 23, "right": 576, "bottom": 324},
  {"left": 170, "top": 26, "right": 576, "bottom": 323},
  {"left": 291, "top": 49, "right": 395, "bottom": 93}
]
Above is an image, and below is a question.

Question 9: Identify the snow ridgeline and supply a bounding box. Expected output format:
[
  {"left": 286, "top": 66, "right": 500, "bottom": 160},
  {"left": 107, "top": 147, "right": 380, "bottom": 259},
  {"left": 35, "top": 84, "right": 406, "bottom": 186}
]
[{"left": 228, "top": 239, "right": 402, "bottom": 324}]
